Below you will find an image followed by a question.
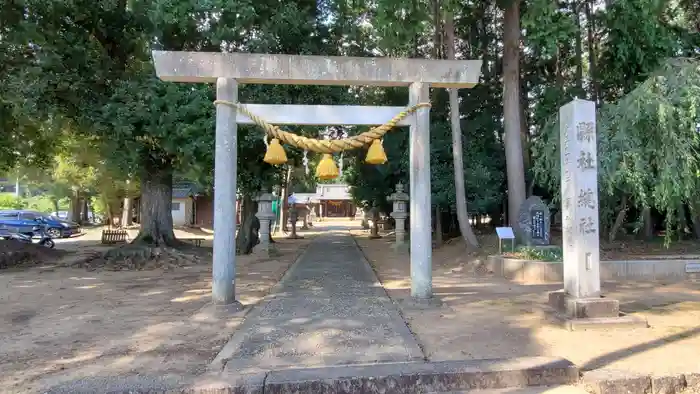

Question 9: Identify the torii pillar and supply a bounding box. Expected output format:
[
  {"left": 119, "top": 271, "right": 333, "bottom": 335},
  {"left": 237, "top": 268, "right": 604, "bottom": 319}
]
[{"left": 152, "top": 51, "right": 482, "bottom": 304}]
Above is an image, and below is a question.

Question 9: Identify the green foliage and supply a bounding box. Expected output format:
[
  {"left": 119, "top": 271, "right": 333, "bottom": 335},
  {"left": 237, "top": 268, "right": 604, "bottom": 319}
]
[
  {"left": 3, "top": 0, "right": 700, "bottom": 245},
  {"left": 0, "top": 194, "right": 24, "bottom": 210},
  {"left": 506, "top": 245, "right": 563, "bottom": 262},
  {"left": 532, "top": 58, "right": 700, "bottom": 241}
]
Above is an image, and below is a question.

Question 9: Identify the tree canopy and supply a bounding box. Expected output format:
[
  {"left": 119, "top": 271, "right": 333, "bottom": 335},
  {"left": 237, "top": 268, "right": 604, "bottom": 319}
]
[{"left": 2, "top": 0, "right": 699, "bottom": 246}]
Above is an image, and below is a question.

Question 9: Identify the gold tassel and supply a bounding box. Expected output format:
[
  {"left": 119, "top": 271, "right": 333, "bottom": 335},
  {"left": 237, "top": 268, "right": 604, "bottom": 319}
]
[
  {"left": 365, "top": 139, "right": 388, "bottom": 165},
  {"left": 263, "top": 138, "right": 288, "bottom": 165},
  {"left": 315, "top": 154, "right": 339, "bottom": 180}
]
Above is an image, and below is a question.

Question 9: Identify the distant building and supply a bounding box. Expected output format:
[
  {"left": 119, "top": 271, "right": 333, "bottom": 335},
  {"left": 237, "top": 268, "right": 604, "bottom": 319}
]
[{"left": 294, "top": 184, "right": 355, "bottom": 218}]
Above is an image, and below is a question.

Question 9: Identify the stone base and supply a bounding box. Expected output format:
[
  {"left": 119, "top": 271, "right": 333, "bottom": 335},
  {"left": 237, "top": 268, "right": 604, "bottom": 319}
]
[
  {"left": 368, "top": 234, "right": 382, "bottom": 239},
  {"left": 548, "top": 290, "right": 619, "bottom": 318},
  {"left": 548, "top": 290, "right": 648, "bottom": 330}
]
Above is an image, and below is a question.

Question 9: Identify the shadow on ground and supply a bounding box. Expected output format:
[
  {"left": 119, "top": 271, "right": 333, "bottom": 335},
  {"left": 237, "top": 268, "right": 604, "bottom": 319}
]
[
  {"left": 354, "top": 231, "right": 700, "bottom": 377},
  {"left": 0, "top": 230, "right": 315, "bottom": 393}
]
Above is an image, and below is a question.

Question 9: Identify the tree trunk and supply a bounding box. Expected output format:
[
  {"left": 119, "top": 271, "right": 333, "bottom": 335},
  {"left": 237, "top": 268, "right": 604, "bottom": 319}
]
[
  {"left": 585, "top": 0, "right": 599, "bottom": 103},
  {"left": 133, "top": 157, "right": 177, "bottom": 246},
  {"left": 573, "top": 0, "right": 584, "bottom": 96},
  {"left": 103, "top": 195, "right": 113, "bottom": 227},
  {"left": 609, "top": 195, "right": 628, "bottom": 242},
  {"left": 236, "top": 194, "right": 259, "bottom": 254},
  {"left": 433, "top": 0, "right": 442, "bottom": 58},
  {"left": 690, "top": 202, "right": 700, "bottom": 240},
  {"left": 81, "top": 198, "right": 89, "bottom": 222},
  {"left": 502, "top": 0, "right": 528, "bottom": 228},
  {"left": 281, "top": 165, "right": 293, "bottom": 232},
  {"left": 51, "top": 199, "right": 59, "bottom": 216},
  {"left": 122, "top": 197, "right": 133, "bottom": 227},
  {"left": 69, "top": 189, "right": 81, "bottom": 223},
  {"left": 434, "top": 205, "right": 443, "bottom": 246},
  {"left": 642, "top": 207, "right": 654, "bottom": 240},
  {"left": 445, "top": 9, "right": 480, "bottom": 248}
]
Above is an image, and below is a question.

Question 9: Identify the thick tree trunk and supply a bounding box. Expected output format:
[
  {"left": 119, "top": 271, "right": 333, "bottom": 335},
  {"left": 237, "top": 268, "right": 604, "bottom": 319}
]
[
  {"left": 133, "top": 158, "right": 177, "bottom": 246},
  {"left": 502, "top": 0, "right": 528, "bottom": 227},
  {"left": 445, "top": 9, "right": 480, "bottom": 248},
  {"left": 236, "top": 194, "right": 259, "bottom": 254},
  {"left": 609, "top": 195, "right": 628, "bottom": 242}
]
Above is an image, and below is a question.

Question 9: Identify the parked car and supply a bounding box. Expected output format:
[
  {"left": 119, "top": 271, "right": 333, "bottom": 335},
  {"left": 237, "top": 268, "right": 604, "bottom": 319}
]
[{"left": 0, "top": 210, "right": 81, "bottom": 238}]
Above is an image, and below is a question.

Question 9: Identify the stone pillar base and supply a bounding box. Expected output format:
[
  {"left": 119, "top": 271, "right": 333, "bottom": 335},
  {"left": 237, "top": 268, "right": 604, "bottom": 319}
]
[
  {"left": 548, "top": 289, "right": 648, "bottom": 330},
  {"left": 369, "top": 234, "right": 382, "bottom": 239}
]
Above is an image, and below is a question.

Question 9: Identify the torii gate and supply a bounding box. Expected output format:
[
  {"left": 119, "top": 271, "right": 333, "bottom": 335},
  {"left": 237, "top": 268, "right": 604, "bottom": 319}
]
[{"left": 152, "top": 51, "right": 482, "bottom": 306}]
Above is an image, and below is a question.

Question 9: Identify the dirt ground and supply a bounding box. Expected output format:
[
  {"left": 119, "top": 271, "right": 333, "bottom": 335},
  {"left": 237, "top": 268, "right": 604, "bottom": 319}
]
[
  {"left": 354, "top": 230, "right": 700, "bottom": 377},
  {"left": 0, "top": 230, "right": 314, "bottom": 393}
]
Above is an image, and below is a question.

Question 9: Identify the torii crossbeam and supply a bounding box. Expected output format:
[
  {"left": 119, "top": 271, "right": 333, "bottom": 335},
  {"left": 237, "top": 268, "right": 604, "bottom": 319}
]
[{"left": 152, "top": 51, "right": 482, "bottom": 306}]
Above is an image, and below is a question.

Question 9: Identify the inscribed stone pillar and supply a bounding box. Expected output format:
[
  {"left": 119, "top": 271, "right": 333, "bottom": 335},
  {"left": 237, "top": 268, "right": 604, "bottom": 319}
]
[
  {"left": 212, "top": 78, "right": 239, "bottom": 306},
  {"left": 560, "top": 99, "right": 600, "bottom": 299},
  {"left": 254, "top": 191, "right": 276, "bottom": 256},
  {"left": 409, "top": 82, "right": 432, "bottom": 299}
]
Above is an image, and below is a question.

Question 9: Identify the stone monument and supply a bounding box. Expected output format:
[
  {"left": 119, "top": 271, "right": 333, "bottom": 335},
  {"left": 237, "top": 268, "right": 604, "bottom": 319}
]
[
  {"left": 517, "top": 196, "right": 551, "bottom": 246},
  {"left": 388, "top": 183, "right": 409, "bottom": 252},
  {"left": 548, "top": 99, "right": 646, "bottom": 329},
  {"left": 253, "top": 191, "right": 277, "bottom": 256}
]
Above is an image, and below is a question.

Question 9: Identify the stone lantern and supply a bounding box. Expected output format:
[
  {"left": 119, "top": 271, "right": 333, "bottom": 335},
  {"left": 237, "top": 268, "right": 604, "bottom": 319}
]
[
  {"left": 368, "top": 202, "right": 381, "bottom": 239},
  {"left": 254, "top": 191, "right": 277, "bottom": 256},
  {"left": 388, "top": 183, "right": 409, "bottom": 252}
]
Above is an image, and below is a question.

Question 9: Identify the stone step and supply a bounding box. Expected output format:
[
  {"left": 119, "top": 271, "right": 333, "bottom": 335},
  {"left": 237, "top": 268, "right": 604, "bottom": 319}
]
[
  {"left": 443, "top": 385, "right": 588, "bottom": 393},
  {"left": 230, "top": 357, "right": 580, "bottom": 394}
]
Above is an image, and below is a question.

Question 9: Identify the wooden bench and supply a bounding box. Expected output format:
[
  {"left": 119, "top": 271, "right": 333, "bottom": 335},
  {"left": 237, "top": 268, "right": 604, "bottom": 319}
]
[{"left": 101, "top": 229, "right": 129, "bottom": 244}]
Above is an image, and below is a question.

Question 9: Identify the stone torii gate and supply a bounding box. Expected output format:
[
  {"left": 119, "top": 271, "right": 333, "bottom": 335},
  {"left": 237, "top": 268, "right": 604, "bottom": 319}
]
[{"left": 152, "top": 51, "right": 481, "bottom": 306}]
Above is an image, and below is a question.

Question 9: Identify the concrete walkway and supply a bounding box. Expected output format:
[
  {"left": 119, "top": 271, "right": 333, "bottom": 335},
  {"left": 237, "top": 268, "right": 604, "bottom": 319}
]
[{"left": 214, "top": 232, "right": 424, "bottom": 373}]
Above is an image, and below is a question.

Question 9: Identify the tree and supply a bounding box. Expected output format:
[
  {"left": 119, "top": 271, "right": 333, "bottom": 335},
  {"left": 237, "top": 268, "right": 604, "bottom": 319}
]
[
  {"left": 533, "top": 58, "right": 700, "bottom": 243},
  {"left": 444, "top": 5, "right": 479, "bottom": 248},
  {"left": 501, "top": 0, "right": 528, "bottom": 229}
]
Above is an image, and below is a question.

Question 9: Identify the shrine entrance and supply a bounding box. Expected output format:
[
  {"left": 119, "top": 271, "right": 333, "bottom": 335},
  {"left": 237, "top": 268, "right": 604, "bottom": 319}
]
[
  {"left": 321, "top": 200, "right": 353, "bottom": 218},
  {"left": 152, "top": 51, "right": 481, "bottom": 306}
]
